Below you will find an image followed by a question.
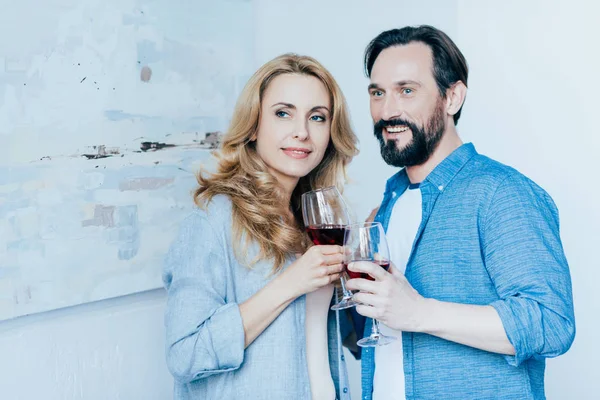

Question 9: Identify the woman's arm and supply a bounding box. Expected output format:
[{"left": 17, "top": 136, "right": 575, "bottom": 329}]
[
  {"left": 240, "top": 245, "right": 344, "bottom": 347},
  {"left": 164, "top": 211, "right": 344, "bottom": 382}
]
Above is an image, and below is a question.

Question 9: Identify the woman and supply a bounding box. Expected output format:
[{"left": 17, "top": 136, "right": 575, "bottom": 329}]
[{"left": 163, "top": 53, "right": 359, "bottom": 400}]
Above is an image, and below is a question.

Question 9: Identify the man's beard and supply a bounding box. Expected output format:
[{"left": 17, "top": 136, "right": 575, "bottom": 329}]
[{"left": 374, "top": 99, "right": 446, "bottom": 168}]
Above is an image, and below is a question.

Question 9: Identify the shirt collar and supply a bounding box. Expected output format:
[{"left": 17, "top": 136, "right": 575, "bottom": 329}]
[
  {"left": 424, "top": 143, "right": 478, "bottom": 191},
  {"left": 384, "top": 143, "right": 478, "bottom": 194}
]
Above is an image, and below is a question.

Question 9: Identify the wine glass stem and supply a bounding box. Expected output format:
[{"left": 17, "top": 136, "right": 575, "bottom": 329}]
[
  {"left": 340, "top": 275, "right": 353, "bottom": 298},
  {"left": 371, "top": 318, "right": 381, "bottom": 337}
]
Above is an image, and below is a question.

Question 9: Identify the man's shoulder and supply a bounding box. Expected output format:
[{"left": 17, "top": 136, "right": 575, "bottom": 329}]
[
  {"left": 464, "top": 153, "right": 554, "bottom": 207},
  {"left": 465, "top": 153, "right": 540, "bottom": 189}
]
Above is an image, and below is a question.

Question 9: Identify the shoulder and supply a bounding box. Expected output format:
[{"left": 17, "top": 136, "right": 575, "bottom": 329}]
[
  {"left": 187, "top": 194, "right": 233, "bottom": 229},
  {"left": 462, "top": 154, "right": 551, "bottom": 198},
  {"left": 163, "top": 195, "right": 234, "bottom": 278},
  {"left": 171, "top": 194, "right": 234, "bottom": 250},
  {"left": 465, "top": 154, "right": 558, "bottom": 223}
]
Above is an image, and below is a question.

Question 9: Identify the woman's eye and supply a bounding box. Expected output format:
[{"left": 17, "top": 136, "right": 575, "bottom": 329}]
[
  {"left": 276, "top": 110, "right": 289, "bottom": 118},
  {"left": 310, "top": 115, "right": 325, "bottom": 122}
]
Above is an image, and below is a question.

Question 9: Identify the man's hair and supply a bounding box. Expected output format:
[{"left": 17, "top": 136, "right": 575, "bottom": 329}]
[{"left": 364, "top": 25, "right": 469, "bottom": 124}]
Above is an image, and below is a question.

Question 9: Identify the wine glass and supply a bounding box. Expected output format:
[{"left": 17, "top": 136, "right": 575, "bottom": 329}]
[
  {"left": 344, "top": 221, "right": 396, "bottom": 347},
  {"left": 301, "top": 186, "right": 357, "bottom": 310}
]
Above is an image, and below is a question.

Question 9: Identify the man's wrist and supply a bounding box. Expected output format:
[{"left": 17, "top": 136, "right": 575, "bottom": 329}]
[{"left": 415, "top": 296, "right": 439, "bottom": 334}]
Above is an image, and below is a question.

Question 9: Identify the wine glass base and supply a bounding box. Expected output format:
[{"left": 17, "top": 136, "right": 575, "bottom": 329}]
[
  {"left": 357, "top": 333, "right": 397, "bottom": 347},
  {"left": 330, "top": 297, "right": 359, "bottom": 311}
]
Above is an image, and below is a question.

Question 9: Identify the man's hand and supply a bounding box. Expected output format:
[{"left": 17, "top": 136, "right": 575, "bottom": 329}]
[
  {"left": 345, "top": 261, "right": 426, "bottom": 332},
  {"left": 346, "top": 261, "right": 516, "bottom": 355}
]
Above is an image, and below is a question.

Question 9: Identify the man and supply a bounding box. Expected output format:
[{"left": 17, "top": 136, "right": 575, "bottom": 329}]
[{"left": 345, "top": 25, "right": 575, "bottom": 400}]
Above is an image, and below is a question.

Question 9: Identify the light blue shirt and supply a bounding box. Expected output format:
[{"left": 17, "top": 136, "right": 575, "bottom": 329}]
[
  {"left": 163, "top": 194, "right": 351, "bottom": 399},
  {"left": 358, "top": 143, "right": 575, "bottom": 400}
]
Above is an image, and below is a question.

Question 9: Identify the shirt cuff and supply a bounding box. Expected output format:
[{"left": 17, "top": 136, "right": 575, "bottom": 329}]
[
  {"left": 207, "top": 302, "right": 245, "bottom": 371},
  {"left": 490, "top": 298, "right": 543, "bottom": 367}
]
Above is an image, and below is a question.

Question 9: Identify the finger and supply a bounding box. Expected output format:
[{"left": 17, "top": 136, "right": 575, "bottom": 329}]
[
  {"left": 352, "top": 292, "right": 382, "bottom": 308},
  {"left": 313, "top": 245, "right": 343, "bottom": 255},
  {"left": 328, "top": 273, "right": 341, "bottom": 284},
  {"left": 327, "top": 263, "right": 344, "bottom": 275},
  {"left": 345, "top": 277, "right": 378, "bottom": 293},
  {"left": 354, "top": 304, "right": 379, "bottom": 319},
  {"left": 348, "top": 260, "right": 389, "bottom": 281},
  {"left": 324, "top": 252, "right": 344, "bottom": 265}
]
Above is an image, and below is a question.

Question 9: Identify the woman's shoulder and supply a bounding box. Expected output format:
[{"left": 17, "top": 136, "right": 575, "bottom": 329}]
[
  {"left": 191, "top": 194, "right": 233, "bottom": 224},
  {"left": 171, "top": 194, "right": 234, "bottom": 244}
]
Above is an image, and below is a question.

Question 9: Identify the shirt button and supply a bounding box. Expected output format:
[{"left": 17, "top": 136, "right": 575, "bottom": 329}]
[
  {"left": 343, "top": 388, "right": 348, "bottom": 393},
  {"left": 341, "top": 355, "right": 345, "bottom": 361},
  {"left": 438, "top": 185, "right": 444, "bottom": 191}
]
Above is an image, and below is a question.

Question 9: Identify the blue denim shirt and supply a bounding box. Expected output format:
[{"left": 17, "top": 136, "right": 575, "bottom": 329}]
[
  {"left": 163, "top": 194, "right": 351, "bottom": 400},
  {"left": 358, "top": 143, "right": 575, "bottom": 400}
]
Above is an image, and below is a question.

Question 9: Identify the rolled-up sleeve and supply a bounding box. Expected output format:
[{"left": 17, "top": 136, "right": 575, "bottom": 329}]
[
  {"left": 483, "top": 173, "right": 575, "bottom": 366},
  {"left": 162, "top": 210, "right": 245, "bottom": 383}
]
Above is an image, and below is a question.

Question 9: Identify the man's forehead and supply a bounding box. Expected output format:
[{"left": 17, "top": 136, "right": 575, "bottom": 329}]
[{"left": 370, "top": 42, "right": 434, "bottom": 83}]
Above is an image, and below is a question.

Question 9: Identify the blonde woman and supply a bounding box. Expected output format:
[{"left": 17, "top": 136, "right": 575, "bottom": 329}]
[{"left": 163, "top": 54, "right": 359, "bottom": 400}]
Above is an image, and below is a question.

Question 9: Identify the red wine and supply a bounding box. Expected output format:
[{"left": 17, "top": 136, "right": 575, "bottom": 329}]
[
  {"left": 306, "top": 225, "right": 346, "bottom": 246},
  {"left": 345, "top": 261, "right": 390, "bottom": 281}
]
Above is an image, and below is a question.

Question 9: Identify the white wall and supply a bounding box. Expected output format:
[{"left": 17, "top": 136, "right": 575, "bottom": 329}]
[{"left": 0, "top": 289, "right": 171, "bottom": 400}]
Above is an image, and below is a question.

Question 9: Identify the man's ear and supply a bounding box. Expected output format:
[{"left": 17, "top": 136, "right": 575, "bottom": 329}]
[{"left": 446, "top": 81, "right": 467, "bottom": 118}]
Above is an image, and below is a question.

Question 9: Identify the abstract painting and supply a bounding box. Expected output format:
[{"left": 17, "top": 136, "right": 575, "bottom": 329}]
[{"left": 0, "top": 0, "right": 253, "bottom": 320}]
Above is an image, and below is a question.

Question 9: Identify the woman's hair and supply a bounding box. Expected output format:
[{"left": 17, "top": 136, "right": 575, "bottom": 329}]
[{"left": 195, "top": 53, "right": 359, "bottom": 272}]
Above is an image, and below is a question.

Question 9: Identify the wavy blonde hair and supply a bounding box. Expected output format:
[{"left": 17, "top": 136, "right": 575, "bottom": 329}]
[{"left": 195, "top": 53, "right": 359, "bottom": 272}]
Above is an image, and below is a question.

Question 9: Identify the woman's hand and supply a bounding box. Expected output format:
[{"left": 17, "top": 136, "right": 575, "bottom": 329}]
[{"left": 282, "top": 245, "right": 344, "bottom": 298}]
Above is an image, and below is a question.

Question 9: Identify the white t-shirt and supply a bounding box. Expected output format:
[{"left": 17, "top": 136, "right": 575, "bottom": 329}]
[
  {"left": 305, "top": 284, "right": 336, "bottom": 400},
  {"left": 373, "top": 184, "right": 422, "bottom": 400}
]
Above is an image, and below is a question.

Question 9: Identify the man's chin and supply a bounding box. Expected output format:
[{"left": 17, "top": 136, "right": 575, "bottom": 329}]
[{"left": 385, "top": 138, "right": 411, "bottom": 151}]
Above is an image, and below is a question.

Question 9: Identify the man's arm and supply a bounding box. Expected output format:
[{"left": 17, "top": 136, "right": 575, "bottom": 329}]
[
  {"left": 419, "top": 299, "right": 515, "bottom": 355},
  {"left": 347, "top": 262, "right": 515, "bottom": 355},
  {"left": 479, "top": 174, "right": 575, "bottom": 365},
  {"left": 347, "top": 174, "right": 575, "bottom": 363},
  {"left": 366, "top": 206, "right": 379, "bottom": 224}
]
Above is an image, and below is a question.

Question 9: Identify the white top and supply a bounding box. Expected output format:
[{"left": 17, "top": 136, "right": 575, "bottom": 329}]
[
  {"left": 306, "top": 284, "right": 336, "bottom": 400},
  {"left": 373, "top": 185, "right": 422, "bottom": 400}
]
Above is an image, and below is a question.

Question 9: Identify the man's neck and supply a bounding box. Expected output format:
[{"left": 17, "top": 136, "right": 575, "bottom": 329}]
[{"left": 405, "top": 126, "right": 463, "bottom": 184}]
